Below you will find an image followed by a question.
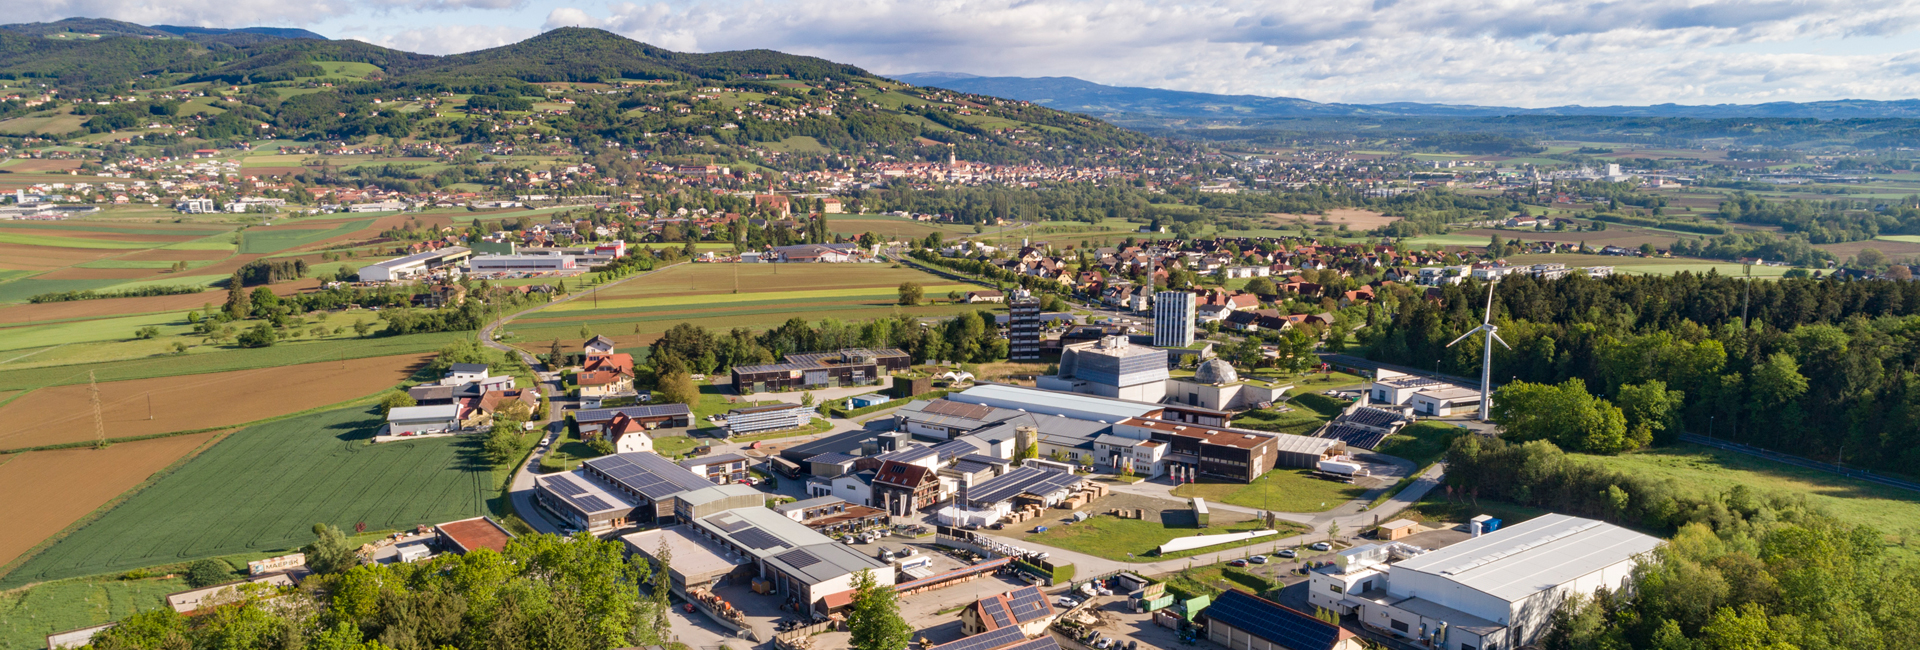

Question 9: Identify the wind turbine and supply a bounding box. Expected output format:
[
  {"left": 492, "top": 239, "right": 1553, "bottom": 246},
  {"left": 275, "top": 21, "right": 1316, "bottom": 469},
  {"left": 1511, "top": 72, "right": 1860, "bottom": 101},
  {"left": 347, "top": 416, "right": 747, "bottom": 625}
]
[{"left": 1447, "top": 280, "right": 1509, "bottom": 421}]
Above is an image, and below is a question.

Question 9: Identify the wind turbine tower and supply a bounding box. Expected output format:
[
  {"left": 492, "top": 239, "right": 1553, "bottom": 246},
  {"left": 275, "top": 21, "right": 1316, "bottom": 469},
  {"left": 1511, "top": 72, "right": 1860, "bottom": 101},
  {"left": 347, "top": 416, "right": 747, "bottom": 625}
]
[{"left": 1447, "top": 280, "right": 1509, "bottom": 421}]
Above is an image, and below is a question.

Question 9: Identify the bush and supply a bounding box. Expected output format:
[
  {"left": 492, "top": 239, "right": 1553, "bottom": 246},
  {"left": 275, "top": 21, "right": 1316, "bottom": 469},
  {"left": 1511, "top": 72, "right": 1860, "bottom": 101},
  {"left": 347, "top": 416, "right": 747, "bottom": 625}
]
[
  {"left": 379, "top": 390, "right": 417, "bottom": 416},
  {"left": 185, "top": 558, "right": 233, "bottom": 588}
]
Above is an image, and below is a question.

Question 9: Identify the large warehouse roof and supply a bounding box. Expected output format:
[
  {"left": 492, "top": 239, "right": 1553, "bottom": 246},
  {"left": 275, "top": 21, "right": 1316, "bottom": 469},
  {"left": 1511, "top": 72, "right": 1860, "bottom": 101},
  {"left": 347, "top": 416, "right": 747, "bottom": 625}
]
[
  {"left": 585, "top": 452, "right": 713, "bottom": 500},
  {"left": 1390, "top": 514, "right": 1662, "bottom": 603},
  {"left": 949, "top": 384, "right": 1162, "bottom": 422}
]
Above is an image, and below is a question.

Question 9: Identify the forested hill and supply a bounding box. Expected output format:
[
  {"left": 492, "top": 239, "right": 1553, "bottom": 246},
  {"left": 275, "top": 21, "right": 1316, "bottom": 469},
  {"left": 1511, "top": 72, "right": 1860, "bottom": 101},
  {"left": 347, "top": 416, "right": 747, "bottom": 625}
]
[
  {"left": 0, "top": 26, "right": 1158, "bottom": 165},
  {"left": 0, "top": 18, "right": 325, "bottom": 44}
]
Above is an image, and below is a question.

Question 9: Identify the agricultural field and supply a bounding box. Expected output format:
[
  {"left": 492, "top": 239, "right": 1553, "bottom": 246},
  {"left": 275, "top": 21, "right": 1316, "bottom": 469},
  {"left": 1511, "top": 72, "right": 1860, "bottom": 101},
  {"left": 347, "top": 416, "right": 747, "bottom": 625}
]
[
  {"left": 508, "top": 263, "right": 986, "bottom": 350},
  {"left": 0, "top": 331, "right": 464, "bottom": 392},
  {"left": 0, "top": 432, "right": 222, "bottom": 569},
  {"left": 1266, "top": 209, "right": 1398, "bottom": 230},
  {"left": 1500, "top": 253, "right": 1798, "bottom": 277},
  {"left": 238, "top": 218, "right": 377, "bottom": 254},
  {"left": 0, "top": 353, "right": 430, "bottom": 451},
  {"left": 826, "top": 215, "right": 976, "bottom": 241},
  {"left": 0, "top": 406, "right": 495, "bottom": 588}
]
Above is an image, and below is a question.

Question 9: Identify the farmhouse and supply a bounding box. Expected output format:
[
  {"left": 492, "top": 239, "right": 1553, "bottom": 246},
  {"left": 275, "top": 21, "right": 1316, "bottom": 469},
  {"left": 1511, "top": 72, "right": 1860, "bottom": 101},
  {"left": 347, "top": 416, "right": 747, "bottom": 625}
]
[
  {"left": 730, "top": 348, "right": 911, "bottom": 393},
  {"left": 961, "top": 585, "right": 1057, "bottom": 636},
  {"left": 1307, "top": 514, "right": 1661, "bottom": 650},
  {"left": 358, "top": 246, "right": 471, "bottom": 282}
]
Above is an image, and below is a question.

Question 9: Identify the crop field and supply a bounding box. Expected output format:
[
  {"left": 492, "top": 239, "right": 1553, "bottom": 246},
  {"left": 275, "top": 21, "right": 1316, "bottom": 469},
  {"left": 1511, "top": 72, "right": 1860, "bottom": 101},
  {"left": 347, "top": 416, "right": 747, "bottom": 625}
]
[
  {"left": 1583, "top": 444, "right": 1920, "bottom": 559},
  {"left": 238, "top": 218, "right": 376, "bottom": 254},
  {"left": 0, "top": 432, "right": 222, "bottom": 569},
  {"left": 0, "top": 311, "right": 193, "bottom": 354},
  {"left": 591, "top": 263, "right": 967, "bottom": 301},
  {"left": 0, "top": 575, "right": 190, "bottom": 650},
  {"left": 0, "top": 231, "right": 156, "bottom": 250},
  {"left": 0, "top": 243, "right": 128, "bottom": 271},
  {"left": 1820, "top": 238, "right": 1920, "bottom": 259},
  {"left": 0, "top": 289, "right": 217, "bottom": 325},
  {"left": 1266, "top": 209, "right": 1398, "bottom": 230},
  {"left": 0, "top": 406, "right": 495, "bottom": 587},
  {"left": 0, "top": 353, "right": 430, "bottom": 451},
  {"left": 0, "top": 331, "right": 463, "bottom": 392},
  {"left": 0, "top": 112, "right": 85, "bottom": 135},
  {"left": 0, "top": 278, "right": 125, "bottom": 304}
]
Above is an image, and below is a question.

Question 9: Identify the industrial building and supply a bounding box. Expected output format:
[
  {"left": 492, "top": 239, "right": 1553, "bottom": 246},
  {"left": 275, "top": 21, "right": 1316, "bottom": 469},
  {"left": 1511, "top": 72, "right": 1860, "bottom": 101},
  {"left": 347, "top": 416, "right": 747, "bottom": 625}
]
[
  {"left": 1040, "top": 336, "right": 1170, "bottom": 403},
  {"left": 1112, "top": 417, "right": 1345, "bottom": 483},
  {"left": 532, "top": 452, "right": 729, "bottom": 533},
  {"left": 468, "top": 254, "right": 577, "bottom": 273},
  {"left": 357, "top": 246, "right": 471, "bottom": 282},
  {"left": 1165, "top": 358, "right": 1290, "bottom": 411},
  {"left": 1369, "top": 369, "right": 1484, "bottom": 417},
  {"left": 1308, "top": 514, "right": 1662, "bottom": 650},
  {"left": 385, "top": 404, "right": 460, "bottom": 435},
  {"left": 625, "top": 504, "right": 895, "bottom": 614},
  {"left": 1154, "top": 290, "right": 1196, "bottom": 348},
  {"left": 1203, "top": 589, "right": 1366, "bottom": 650},
  {"left": 729, "top": 348, "right": 912, "bottom": 394}
]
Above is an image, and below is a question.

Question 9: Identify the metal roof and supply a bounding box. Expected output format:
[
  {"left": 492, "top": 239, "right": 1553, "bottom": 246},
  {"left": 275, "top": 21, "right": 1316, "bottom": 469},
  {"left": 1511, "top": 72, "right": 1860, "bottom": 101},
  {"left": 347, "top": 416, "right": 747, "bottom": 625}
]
[
  {"left": 681, "top": 453, "right": 749, "bottom": 468},
  {"left": 448, "top": 363, "right": 489, "bottom": 373},
  {"left": 1388, "top": 514, "right": 1662, "bottom": 603},
  {"left": 574, "top": 403, "right": 692, "bottom": 422},
  {"left": 871, "top": 445, "right": 938, "bottom": 464},
  {"left": 932, "top": 437, "right": 988, "bottom": 461},
  {"left": 388, "top": 404, "right": 459, "bottom": 421},
  {"left": 964, "top": 466, "right": 1084, "bottom": 506},
  {"left": 584, "top": 452, "right": 713, "bottom": 500},
  {"left": 537, "top": 471, "right": 639, "bottom": 515},
  {"left": 774, "top": 496, "right": 847, "bottom": 514},
  {"left": 1203, "top": 589, "right": 1348, "bottom": 650},
  {"left": 949, "top": 383, "right": 1162, "bottom": 421},
  {"left": 805, "top": 452, "right": 860, "bottom": 466},
  {"left": 365, "top": 246, "right": 470, "bottom": 270}
]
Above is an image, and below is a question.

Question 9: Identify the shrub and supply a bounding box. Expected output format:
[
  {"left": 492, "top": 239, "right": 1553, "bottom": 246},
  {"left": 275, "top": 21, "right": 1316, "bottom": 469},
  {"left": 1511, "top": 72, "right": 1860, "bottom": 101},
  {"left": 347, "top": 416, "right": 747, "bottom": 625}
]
[{"left": 185, "top": 558, "right": 233, "bottom": 588}]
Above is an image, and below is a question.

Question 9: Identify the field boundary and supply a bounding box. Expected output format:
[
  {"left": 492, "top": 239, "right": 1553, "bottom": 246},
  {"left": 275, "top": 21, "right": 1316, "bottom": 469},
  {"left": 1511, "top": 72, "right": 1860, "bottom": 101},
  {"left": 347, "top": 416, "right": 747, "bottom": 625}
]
[
  {"left": 0, "top": 430, "right": 232, "bottom": 586},
  {"left": 0, "top": 377, "right": 402, "bottom": 454}
]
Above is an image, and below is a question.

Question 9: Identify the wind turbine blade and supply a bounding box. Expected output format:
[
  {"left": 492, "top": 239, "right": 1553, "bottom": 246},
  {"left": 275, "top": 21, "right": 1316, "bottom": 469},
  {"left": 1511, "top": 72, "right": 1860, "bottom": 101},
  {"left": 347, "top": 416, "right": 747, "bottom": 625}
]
[
  {"left": 1483, "top": 280, "right": 1496, "bottom": 325},
  {"left": 1491, "top": 332, "right": 1512, "bottom": 350},
  {"left": 1447, "top": 326, "right": 1484, "bottom": 348}
]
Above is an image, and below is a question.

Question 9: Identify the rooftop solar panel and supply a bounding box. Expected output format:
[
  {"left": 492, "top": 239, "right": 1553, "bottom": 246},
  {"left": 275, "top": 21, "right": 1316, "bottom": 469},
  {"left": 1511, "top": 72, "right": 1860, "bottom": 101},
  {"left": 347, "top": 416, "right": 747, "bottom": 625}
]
[
  {"left": 1202, "top": 590, "right": 1340, "bottom": 650},
  {"left": 547, "top": 475, "right": 587, "bottom": 496},
  {"left": 996, "top": 638, "right": 1061, "bottom": 650},
  {"left": 778, "top": 549, "right": 822, "bottom": 569},
  {"left": 572, "top": 494, "right": 613, "bottom": 512},
  {"left": 717, "top": 517, "right": 754, "bottom": 533},
  {"left": 927, "top": 625, "right": 1027, "bottom": 650},
  {"left": 734, "top": 527, "right": 790, "bottom": 551}
]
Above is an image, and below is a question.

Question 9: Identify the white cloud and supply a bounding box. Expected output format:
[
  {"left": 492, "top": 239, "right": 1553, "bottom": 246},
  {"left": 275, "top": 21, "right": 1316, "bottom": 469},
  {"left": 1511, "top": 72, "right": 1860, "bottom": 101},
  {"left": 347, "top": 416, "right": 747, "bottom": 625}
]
[
  {"left": 363, "top": 24, "right": 537, "bottom": 54},
  {"left": 533, "top": 0, "right": 1920, "bottom": 106}
]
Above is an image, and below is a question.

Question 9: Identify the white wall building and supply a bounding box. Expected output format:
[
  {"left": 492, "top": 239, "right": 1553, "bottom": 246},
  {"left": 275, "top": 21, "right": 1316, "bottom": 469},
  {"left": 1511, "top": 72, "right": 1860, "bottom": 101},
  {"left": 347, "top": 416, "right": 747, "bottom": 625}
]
[
  {"left": 1153, "top": 290, "right": 1196, "bottom": 348},
  {"left": 386, "top": 404, "right": 460, "bottom": 435},
  {"left": 1308, "top": 514, "right": 1660, "bottom": 650}
]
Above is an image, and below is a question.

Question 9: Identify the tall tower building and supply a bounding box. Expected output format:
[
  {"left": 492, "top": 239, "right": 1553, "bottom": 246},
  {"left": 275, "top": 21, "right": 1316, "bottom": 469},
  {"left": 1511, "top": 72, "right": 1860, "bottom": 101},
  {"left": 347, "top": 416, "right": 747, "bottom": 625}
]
[
  {"left": 1154, "top": 290, "right": 1195, "bottom": 348},
  {"left": 1009, "top": 290, "right": 1042, "bottom": 362}
]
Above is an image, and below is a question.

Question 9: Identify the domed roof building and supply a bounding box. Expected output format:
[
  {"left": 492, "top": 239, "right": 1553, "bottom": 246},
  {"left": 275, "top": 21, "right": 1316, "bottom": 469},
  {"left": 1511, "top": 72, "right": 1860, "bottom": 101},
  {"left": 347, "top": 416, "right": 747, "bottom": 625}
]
[{"left": 1193, "top": 358, "right": 1239, "bottom": 385}]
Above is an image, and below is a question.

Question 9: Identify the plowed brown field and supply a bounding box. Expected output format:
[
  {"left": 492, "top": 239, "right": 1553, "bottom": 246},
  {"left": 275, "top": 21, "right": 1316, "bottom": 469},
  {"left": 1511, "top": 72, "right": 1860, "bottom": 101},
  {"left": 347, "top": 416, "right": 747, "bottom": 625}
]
[
  {"left": 0, "top": 279, "right": 316, "bottom": 324},
  {"left": 0, "top": 244, "right": 120, "bottom": 270},
  {"left": 0, "top": 432, "right": 221, "bottom": 567},
  {"left": 0, "top": 353, "right": 430, "bottom": 450}
]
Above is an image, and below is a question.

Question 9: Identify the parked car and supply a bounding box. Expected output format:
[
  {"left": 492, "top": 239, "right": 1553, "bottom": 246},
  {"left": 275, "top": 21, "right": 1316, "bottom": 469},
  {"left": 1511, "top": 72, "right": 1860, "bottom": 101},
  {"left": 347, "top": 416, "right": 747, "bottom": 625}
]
[
  {"left": 1249, "top": 555, "right": 1268, "bottom": 564},
  {"left": 1310, "top": 542, "right": 1333, "bottom": 551},
  {"left": 1095, "top": 638, "right": 1114, "bottom": 649},
  {"left": 1278, "top": 549, "right": 1297, "bottom": 558},
  {"left": 1055, "top": 596, "right": 1079, "bottom": 608},
  {"left": 1228, "top": 559, "right": 1248, "bottom": 567}
]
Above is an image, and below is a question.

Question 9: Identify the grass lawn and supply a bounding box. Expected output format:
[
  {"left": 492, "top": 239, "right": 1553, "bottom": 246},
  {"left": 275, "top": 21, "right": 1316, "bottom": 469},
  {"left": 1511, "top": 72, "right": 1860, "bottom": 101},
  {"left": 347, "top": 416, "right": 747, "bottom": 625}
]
[
  {"left": 1579, "top": 443, "right": 1920, "bottom": 555},
  {"left": 1161, "top": 562, "right": 1284, "bottom": 601},
  {"left": 1229, "top": 408, "right": 1329, "bottom": 436},
  {"left": 539, "top": 429, "right": 605, "bottom": 473},
  {"left": 1374, "top": 421, "right": 1467, "bottom": 468},
  {"left": 654, "top": 435, "right": 698, "bottom": 458},
  {"left": 731, "top": 419, "right": 834, "bottom": 443},
  {"left": 1028, "top": 515, "right": 1305, "bottom": 562},
  {"left": 0, "top": 575, "right": 189, "bottom": 650},
  {"left": 0, "top": 405, "right": 495, "bottom": 588},
  {"left": 1172, "top": 469, "right": 1369, "bottom": 513}
]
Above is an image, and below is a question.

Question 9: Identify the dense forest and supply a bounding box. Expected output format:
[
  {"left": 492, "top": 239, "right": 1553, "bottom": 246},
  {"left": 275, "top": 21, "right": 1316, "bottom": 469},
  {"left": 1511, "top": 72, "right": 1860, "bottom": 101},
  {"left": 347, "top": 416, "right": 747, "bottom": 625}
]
[{"left": 1364, "top": 272, "right": 1920, "bottom": 475}]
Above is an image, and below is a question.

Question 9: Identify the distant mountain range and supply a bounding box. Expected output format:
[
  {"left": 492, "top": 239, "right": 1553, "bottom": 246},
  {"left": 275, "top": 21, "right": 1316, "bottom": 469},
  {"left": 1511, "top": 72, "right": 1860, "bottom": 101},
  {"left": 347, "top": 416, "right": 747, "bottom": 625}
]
[
  {"left": 890, "top": 72, "right": 1920, "bottom": 120},
  {"left": 0, "top": 18, "right": 326, "bottom": 45}
]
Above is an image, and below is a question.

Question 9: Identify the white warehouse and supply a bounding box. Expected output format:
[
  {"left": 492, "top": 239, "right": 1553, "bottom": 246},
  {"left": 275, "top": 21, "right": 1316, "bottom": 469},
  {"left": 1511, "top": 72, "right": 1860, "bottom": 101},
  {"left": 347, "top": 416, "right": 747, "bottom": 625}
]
[
  {"left": 1308, "top": 514, "right": 1660, "bottom": 650},
  {"left": 469, "top": 254, "right": 577, "bottom": 273},
  {"left": 358, "top": 247, "right": 471, "bottom": 282}
]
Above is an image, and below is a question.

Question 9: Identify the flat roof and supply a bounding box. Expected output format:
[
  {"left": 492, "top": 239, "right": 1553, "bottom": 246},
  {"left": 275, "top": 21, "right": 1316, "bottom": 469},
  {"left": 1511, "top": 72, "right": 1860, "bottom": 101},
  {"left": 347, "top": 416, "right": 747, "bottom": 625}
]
[
  {"left": 1389, "top": 514, "right": 1662, "bottom": 603},
  {"left": 774, "top": 496, "right": 847, "bottom": 514},
  {"left": 950, "top": 383, "right": 1162, "bottom": 421},
  {"left": 575, "top": 403, "right": 691, "bottom": 422},
  {"left": 731, "top": 403, "right": 813, "bottom": 415},
  {"left": 682, "top": 453, "right": 749, "bottom": 468},
  {"left": 584, "top": 452, "right": 714, "bottom": 500},
  {"left": 964, "top": 466, "right": 1083, "bottom": 505},
  {"left": 365, "top": 246, "right": 470, "bottom": 270},
  {"left": 537, "top": 471, "right": 641, "bottom": 515},
  {"left": 435, "top": 517, "right": 514, "bottom": 555},
  {"left": 623, "top": 526, "right": 750, "bottom": 582},
  {"left": 1118, "top": 417, "right": 1274, "bottom": 450},
  {"left": 388, "top": 404, "right": 459, "bottom": 421}
]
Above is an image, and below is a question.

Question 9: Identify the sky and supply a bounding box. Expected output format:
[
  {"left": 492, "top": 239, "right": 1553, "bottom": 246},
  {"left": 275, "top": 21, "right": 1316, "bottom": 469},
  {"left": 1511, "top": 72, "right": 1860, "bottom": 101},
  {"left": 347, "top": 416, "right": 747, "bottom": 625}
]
[{"left": 16, "top": 0, "right": 1920, "bottom": 107}]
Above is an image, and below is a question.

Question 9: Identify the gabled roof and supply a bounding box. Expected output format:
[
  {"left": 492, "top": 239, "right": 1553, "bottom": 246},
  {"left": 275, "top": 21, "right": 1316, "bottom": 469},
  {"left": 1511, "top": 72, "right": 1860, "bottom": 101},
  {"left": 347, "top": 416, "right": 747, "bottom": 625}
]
[
  {"left": 971, "top": 584, "right": 1055, "bottom": 631},
  {"left": 681, "top": 453, "right": 749, "bottom": 469},
  {"left": 448, "top": 363, "right": 488, "bottom": 374},
  {"left": 1387, "top": 514, "right": 1662, "bottom": 603},
  {"left": 873, "top": 460, "right": 938, "bottom": 488}
]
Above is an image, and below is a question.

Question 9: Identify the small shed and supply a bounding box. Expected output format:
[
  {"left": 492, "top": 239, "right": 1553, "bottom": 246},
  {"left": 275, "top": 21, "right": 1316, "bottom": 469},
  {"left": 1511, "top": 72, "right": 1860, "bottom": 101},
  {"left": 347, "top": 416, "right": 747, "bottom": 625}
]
[{"left": 1378, "top": 518, "right": 1418, "bottom": 541}]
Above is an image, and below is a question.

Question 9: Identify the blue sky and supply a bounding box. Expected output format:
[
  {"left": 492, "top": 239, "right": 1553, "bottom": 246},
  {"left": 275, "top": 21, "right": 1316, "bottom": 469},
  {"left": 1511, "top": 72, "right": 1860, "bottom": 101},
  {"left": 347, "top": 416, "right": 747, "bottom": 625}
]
[{"left": 17, "top": 0, "right": 1920, "bottom": 107}]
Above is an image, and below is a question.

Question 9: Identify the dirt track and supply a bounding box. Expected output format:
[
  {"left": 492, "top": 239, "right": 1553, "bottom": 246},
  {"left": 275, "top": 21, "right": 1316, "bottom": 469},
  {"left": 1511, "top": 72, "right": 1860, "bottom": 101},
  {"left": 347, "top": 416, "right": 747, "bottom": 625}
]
[
  {"left": 0, "top": 432, "right": 221, "bottom": 568},
  {"left": 0, "top": 353, "right": 430, "bottom": 450}
]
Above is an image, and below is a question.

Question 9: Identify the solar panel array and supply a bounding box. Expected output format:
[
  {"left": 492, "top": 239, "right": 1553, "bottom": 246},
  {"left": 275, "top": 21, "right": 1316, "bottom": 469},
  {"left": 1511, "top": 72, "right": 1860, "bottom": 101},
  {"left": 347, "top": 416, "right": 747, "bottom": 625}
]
[
  {"left": 1345, "top": 408, "right": 1407, "bottom": 428},
  {"left": 777, "top": 548, "right": 821, "bottom": 569},
  {"left": 1005, "top": 586, "right": 1051, "bottom": 623},
  {"left": 979, "top": 598, "right": 1013, "bottom": 630},
  {"left": 1203, "top": 590, "right": 1341, "bottom": 650},
  {"left": 588, "top": 453, "right": 709, "bottom": 500},
  {"left": 966, "top": 467, "right": 1085, "bottom": 505},
  {"left": 544, "top": 475, "right": 617, "bottom": 513},
  {"left": 575, "top": 404, "right": 690, "bottom": 423},
  {"left": 1319, "top": 423, "right": 1389, "bottom": 450},
  {"left": 716, "top": 516, "right": 754, "bottom": 533},
  {"left": 996, "top": 638, "right": 1061, "bottom": 650},
  {"left": 928, "top": 625, "right": 1027, "bottom": 650},
  {"left": 547, "top": 475, "right": 586, "bottom": 496},
  {"left": 734, "top": 527, "right": 791, "bottom": 551}
]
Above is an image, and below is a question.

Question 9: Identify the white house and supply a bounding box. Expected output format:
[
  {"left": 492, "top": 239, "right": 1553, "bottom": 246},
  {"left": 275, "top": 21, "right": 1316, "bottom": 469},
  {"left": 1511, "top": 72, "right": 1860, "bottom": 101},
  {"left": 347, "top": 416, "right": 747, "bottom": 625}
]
[{"left": 831, "top": 470, "right": 875, "bottom": 507}]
